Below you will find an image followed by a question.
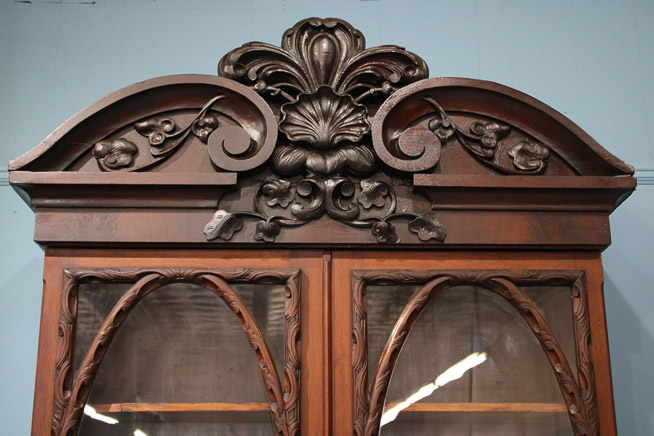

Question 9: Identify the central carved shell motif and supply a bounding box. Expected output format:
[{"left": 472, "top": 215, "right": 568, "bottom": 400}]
[
  {"left": 279, "top": 86, "right": 369, "bottom": 151},
  {"left": 219, "top": 17, "right": 429, "bottom": 176}
]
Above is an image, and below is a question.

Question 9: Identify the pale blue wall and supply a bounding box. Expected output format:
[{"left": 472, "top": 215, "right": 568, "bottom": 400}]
[{"left": 1, "top": 1, "right": 652, "bottom": 434}]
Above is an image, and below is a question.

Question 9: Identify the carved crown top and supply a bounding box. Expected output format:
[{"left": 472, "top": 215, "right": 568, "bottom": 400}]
[{"left": 218, "top": 17, "right": 428, "bottom": 100}]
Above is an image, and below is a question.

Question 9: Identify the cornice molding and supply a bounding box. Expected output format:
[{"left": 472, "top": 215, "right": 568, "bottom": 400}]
[{"left": 4, "top": 168, "right": 654, "bottom": 187}]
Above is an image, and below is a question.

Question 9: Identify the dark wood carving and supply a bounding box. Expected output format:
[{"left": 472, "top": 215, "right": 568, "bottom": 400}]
[
  {"left": 76, "top": 77, "right": 279, "bottom": 174},
  {"left": 53, "top": 268, "right": 301, "bottom": 436},
  {"left": 351, "top": 270, "right": 597, "bottom": 436},
  {"left": 201, "top": 17, "right": 449, "bottom": 243},
  {"left": 373, "top": 88, "right": 552, "bottom": 175}
]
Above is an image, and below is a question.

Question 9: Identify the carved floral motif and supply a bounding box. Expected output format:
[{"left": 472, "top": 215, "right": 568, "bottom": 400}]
[
  {"left": 509, "top": 140, "right": 552, "bottom": 172},
  {"left": 419, "top": 96, "right": 551, "bottom": 174},
  {"left": 92, "top": 138, "right": 138, "bottom": 169},
  {"left": 204, "top": 177, "right": 446, "bottom": 244}
]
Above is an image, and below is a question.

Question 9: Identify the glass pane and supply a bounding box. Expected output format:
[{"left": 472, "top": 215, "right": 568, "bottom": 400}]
[
  {"left": 76, "top": 281, "right": 286, "bottom": 436},
  {"left": 367, "top": 283, "right": 577, "bottom": 435}
]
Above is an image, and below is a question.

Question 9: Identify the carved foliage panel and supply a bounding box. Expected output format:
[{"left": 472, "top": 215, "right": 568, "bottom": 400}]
[
  {"left": 53, "top": 268, "right": 301, "bottom": 436},
  {"left": 86, "top": 79, "right": 279, "bottom": 174},
  {"left": 351, "top": 270, "right": 598, "bottom": 436}
]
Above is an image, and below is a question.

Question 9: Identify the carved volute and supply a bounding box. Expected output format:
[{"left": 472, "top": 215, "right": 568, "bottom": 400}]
[{"left": 8, "top": 17, "right": 635, "bottom": 248}]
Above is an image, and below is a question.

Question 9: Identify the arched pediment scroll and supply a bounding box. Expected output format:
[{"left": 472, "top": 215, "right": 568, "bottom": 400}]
[
  {"left": 372, "top": 78, "right": 634, "bottom": 176},
  {"left": 9, "top": 75, "right": 278, "bottom": 174}
]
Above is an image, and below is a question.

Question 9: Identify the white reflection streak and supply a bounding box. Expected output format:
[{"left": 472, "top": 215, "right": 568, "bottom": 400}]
[
  {"left": 134, "top": 430, "right": 148, "bottom": 436},
  {"left": 380, "top": 352, "right": 488, "bottom": 427},
  {"left": 83, "top": 405, "right": 119, "bottom": 425}
]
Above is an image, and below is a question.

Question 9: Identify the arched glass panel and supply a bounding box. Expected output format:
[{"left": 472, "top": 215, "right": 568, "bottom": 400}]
[
  {"left": 75, "top": 282, "right": 286, "bottom": 435},
  {"left": 368, "top": 284, "right": 577, "bottom": 435}
]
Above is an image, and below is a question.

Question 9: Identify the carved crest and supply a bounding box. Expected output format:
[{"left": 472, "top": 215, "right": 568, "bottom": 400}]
[{"left": 207, "top": 17, "right": 449, "bottom": 243}]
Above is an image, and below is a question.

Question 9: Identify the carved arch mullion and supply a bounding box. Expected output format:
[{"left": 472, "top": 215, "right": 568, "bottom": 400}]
[
  {"left": 353, "top": 270, "right": 596, "bottom": 436},
  {"left": 363, "top": 276, "right": 452, "bottom": 436},
  {"left": 60, "top": 272, "right": 162, "bottom": 436},
  {"left": 194, "top": 273, "right": 289, "bottom": 435},
  {"left": 282, "top": 270, "right": 301, "bottom": 436},
  {"left": 54, "top": 268, "right": 300, "bottom": 436},
  {"left": 352, "top": 272, "right": 369, "bottom": 436},
  {"left": 488, "top": 276, "right": 592, "bottom": 435}
]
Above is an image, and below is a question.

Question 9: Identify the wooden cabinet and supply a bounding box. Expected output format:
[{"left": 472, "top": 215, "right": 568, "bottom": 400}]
[{"left": 10, "top": 17, "right": 634, "bottom": 436}]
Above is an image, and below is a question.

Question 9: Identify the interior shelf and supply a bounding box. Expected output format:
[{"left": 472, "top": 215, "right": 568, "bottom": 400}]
[
  {"left": 89, "top": 402, "right": 271, "bottom": 413},
  {"left": 387, "top": 402, "right": 568, "bottom": 413},
  {"left": 89, "top": 401, "right": 566, "bottom": 414}
]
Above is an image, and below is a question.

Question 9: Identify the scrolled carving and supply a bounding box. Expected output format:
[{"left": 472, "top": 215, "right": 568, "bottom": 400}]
[
  {"left": 372, "top": 80, "right": 555, "bottom": 175},
  {"left": 423, "top": 96, "right": 516, "bottom": 162},
  {"left": 53, "top": 267, "right": 301, "bottom": 436},
  {"left": 134, "top": 95, "right": 225, "bottom": 158},
  {"left": 219, "top": 17, "right": 427, "bottom": 177},
  {"left": 352, "top": 269, "right": 598, "bottom": 436},
  {"left": 92, "top": 138, "right": 138, "bottom": 169},
  {"left": 205, "top": 175, "right": 446, "bottom": 244},
  {"left": 95, "top": 87, "right": 277, "bottom": 173},
  {"left": 508, "top": 140, "right": 552, "bottom": 172}
]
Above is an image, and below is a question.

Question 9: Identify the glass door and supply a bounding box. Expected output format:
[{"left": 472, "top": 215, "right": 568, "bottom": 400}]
[
  {"left": 332, "top": 251, "right": 601, "bottom": 436},
  {"left": 47, "top": 249, "right": 325, "bottom": 436}
]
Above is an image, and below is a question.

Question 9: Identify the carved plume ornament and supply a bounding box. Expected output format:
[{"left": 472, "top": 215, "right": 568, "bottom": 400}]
[{"left": 90, "top": 17, "right": 555, "bottom": 243}]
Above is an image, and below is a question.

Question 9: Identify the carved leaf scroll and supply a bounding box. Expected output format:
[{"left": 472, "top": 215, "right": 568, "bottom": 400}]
[
  {"left": 205, "top": 176, "right": 446, "bottom": 244},
  {"left": 372, "top": 80, "right": 555, "bottom": 175}
]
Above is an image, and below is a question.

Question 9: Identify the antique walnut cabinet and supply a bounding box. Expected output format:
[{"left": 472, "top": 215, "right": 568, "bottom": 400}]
[{"left": 10, "top": 17, "right": 635, "bottom": 436}]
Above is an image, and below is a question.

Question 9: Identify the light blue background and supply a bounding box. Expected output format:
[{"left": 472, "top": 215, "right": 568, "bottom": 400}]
[{"left": 1, "top": 1, "right": 652, "bottom": 434}]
